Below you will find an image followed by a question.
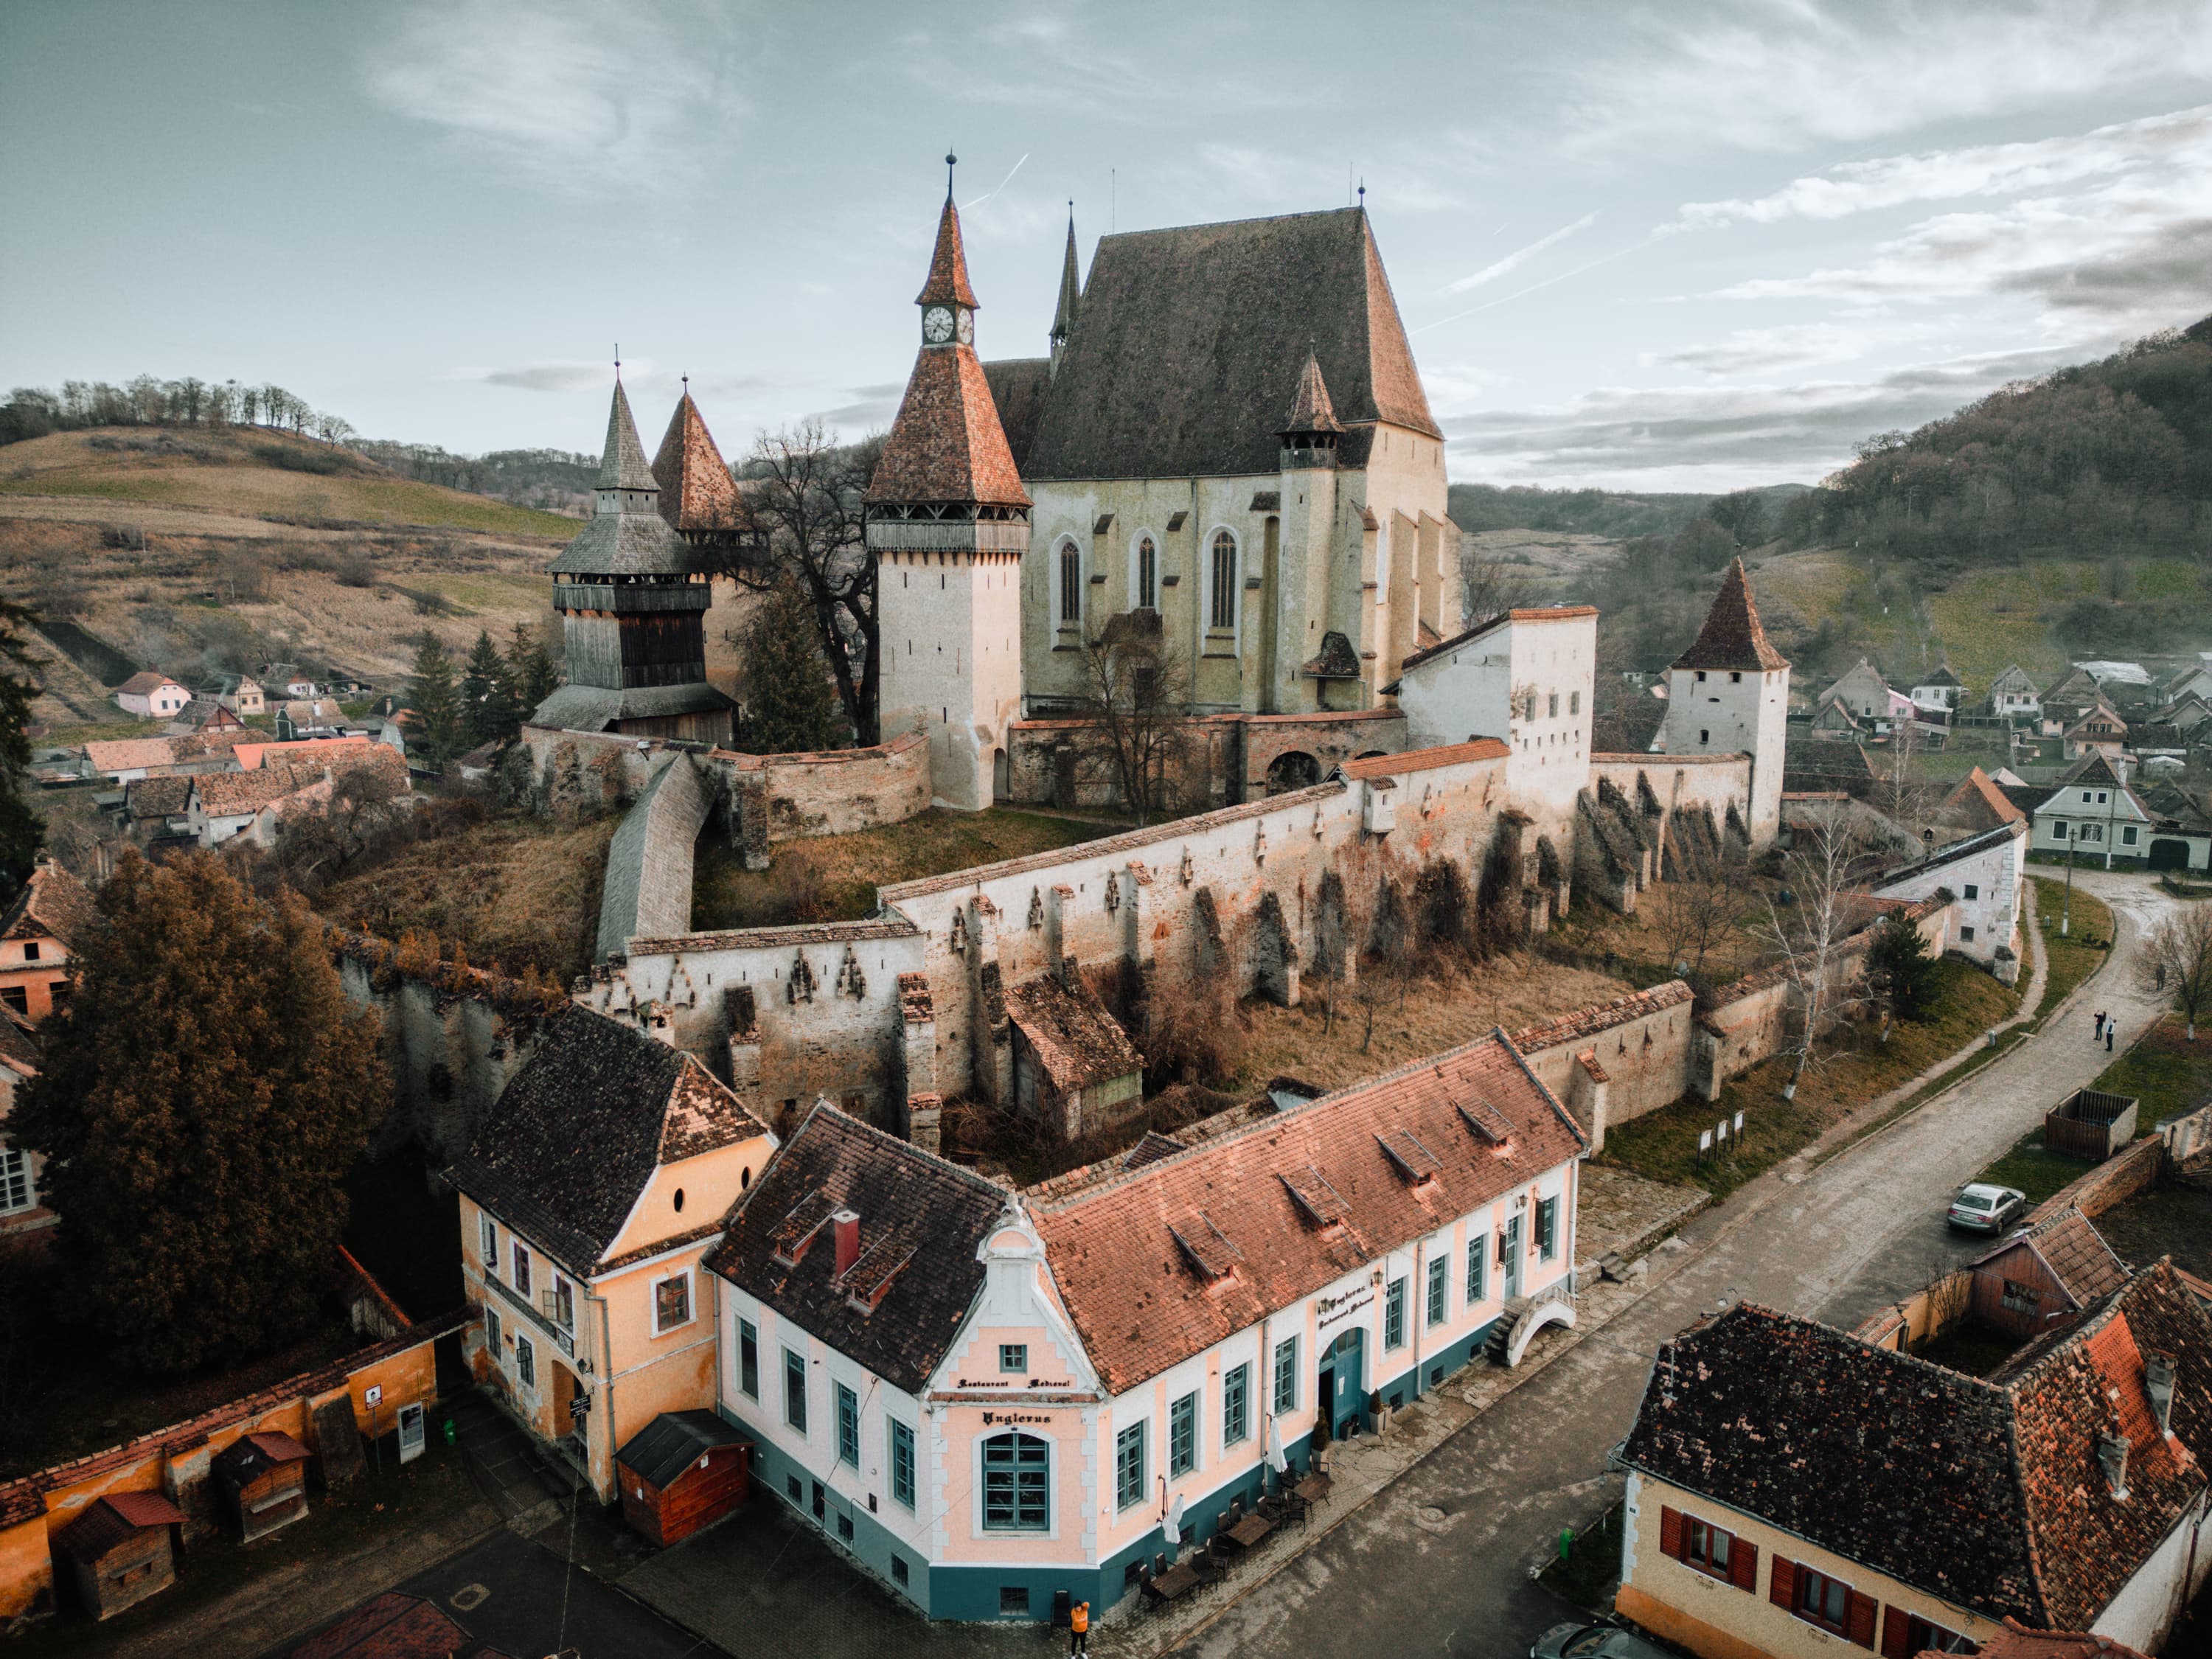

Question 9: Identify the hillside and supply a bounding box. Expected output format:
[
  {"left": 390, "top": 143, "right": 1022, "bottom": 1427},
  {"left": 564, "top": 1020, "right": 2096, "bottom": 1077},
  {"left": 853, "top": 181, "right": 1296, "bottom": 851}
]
[
  {"left": 0, "top": 425, "right": 580, "bottom": 539},
  {"left": 1788, "top": 315, "right": 2212, "bottom": 563}
]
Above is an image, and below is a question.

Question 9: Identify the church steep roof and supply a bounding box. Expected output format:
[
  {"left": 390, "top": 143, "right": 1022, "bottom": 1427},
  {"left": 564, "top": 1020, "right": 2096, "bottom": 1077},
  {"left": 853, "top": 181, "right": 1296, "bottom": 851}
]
[
  {"left": 652, "top": 392, "right": 742, "bottom": 534},
  {"left": 982, "top": 358, "right": 1052, "bottom": 472},
  {"left": 1020, "top": 206, "right": 1439, "bottom": 481},
  {"left": 597, "top": 379, "right": 658, "bottom": 491},
  {"left": 915, "top": 195, "right": 980, "bottom": 310},
  {"left": 1671, "top": 558, "right": 1789, "bottom": 672},
  {"left": 1051, "top": 209, "right": 1080, "bottom": 347}
]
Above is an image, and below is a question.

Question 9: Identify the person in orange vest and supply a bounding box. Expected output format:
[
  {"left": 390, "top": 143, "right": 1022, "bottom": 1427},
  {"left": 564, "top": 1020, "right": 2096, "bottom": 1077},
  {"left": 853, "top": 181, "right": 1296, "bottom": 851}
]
[{"left": 1068, "top": 1598, "right": 1089, "bottom": 1654}]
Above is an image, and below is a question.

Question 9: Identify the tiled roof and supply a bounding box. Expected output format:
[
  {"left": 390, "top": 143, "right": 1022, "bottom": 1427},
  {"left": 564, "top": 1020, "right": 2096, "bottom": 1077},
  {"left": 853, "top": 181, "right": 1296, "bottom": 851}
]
[
  {"left": 866, "top": 340, "right": 1031, "bottom": 507},
  {"left": 83, "top": 737, "right": 177, "bottom": 773},
  {"left": 981, "top": 358, "right": 1052, "bottom": 471},
  {"left": 914, "top": 193, "right": 979, "bottom": 309},
  {"left": 597, "top": 378, "right": 659, "bottom": 490},
  {"left": 1944, "top": 766, "right": 2026, "bottom": 828},
  {"left": 1996, "top": 1206, "right": 2127, "bottom": 1305},
  {"left": 1870, "top": 821, "right": 2025, "bottom": 888},
  {"left": 54, "top": 1492, "right": 186, "bottom": 1562},
  {"left": 1336, "top": 739, "right": 1508, "bottom": 780},
  {"left": 650, "top": 392, "right": 742, "bottom": 533},
  {"left": 1283, "top": 351, "right": 1340, "bottom": 434},
  {"left": 1022, "top": 207, "right": 1438, "bottom": 482},
  {"left": 0, "top": 1008, "right": 39, "bottom": 1074},
  {"left": 622, "top": 916, "right": 919, "bottom": 959},
  {"left": 285, "top": 1590, "right": 498, "bottom": 1659},
  {"left": 114, "top": 670, "right": 180, "bottom": 696},
  {"left": 1625, "top": 1266, "right": 2212, "bottom": 1632},
  {"left": 123, "top": 774, "right": 192, "bottom": 821},
  {"left": 1394, "top": 607, "right": 1597, "bottom": 677},
  {"left": 1, "top": 860, "right": 98, "bottom": 948},
  {"left": 193, "top": 768, "right": 302, "bottom": 817},
  {"left": 1966, "top": 1617, "right": 2149, "bottom": 1659},
  {"left": 1029, "top": 1031, "right": 1585, "bottom": 1393},
  {"left": 448, "top": 1006, "right": 768, "bottom": 1276},
  {"left": 1621, "top": 1303, "right": 2039, "bottom": 1622},
  {"left": 706, "top": 1105, "right": 1009, "bottom": 1395},
  {"left": 1670, "top": 559, "right": 1788, "bottom": 672},
  {"left": 234, "top": 734, "right": 372, "bottom": 772},
  {"left": 1511, "top": 982, "right": 1693, "bottom": 1054},
  {"left": 1003, "top": 970, "right": 1144, "bottom": 1093}
]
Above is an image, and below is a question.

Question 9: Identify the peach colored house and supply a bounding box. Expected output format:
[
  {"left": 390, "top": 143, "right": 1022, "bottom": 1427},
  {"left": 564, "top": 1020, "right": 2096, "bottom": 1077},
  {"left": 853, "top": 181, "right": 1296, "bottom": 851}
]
[
  {"left": 0, "top": 858, "right": 96, "bottom": 1026},
  {"left": 711, "top": 1030, "right": 1585, "bottom": 1621},
  {"left": 448, "top": 1005, "right": 776, "bottom": 1503}
]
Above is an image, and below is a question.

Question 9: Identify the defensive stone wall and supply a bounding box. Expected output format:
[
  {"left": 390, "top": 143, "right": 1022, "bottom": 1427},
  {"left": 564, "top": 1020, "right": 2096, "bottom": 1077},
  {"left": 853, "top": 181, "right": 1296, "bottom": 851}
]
[
  {"left": 596, "top": 751, "right": 711, "bottom": 963},
  {"left": 1512, "top": 983, "right": 1699, "bottom": 1146},
  {"left": 1004, "top": 708, "right": 1406, "bottom": 810}
]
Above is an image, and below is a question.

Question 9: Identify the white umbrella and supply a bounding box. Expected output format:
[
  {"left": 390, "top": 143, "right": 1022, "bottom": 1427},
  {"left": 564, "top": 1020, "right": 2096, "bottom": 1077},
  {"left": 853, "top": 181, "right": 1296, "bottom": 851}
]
[
  {"left": 1164, "top": 1494, "right": 1184, "bottom": 1547},
  {"left": 1266, "top": 1416, "right": 1288, "bottom": 1475}
]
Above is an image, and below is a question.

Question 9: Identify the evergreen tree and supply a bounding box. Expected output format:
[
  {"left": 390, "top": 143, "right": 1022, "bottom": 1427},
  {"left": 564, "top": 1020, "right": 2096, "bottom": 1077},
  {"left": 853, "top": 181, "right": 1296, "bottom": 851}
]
[
  {"left": 0, "top": 599, "right": 45, "bottom": 904},
  {"left": 461, "top": 629, "right": 512, "bottom": 748},
  {"left": 1870, "top": 907, "right": 1942, "bottom": 1023},
  {"left": 504, "top": 622, "right": 558, "bottom": 725},
  {"left": 408, "top": 632, "right": 461, "bottom": 764},
  {"left": 736, "top": 585, "right": 846, "bottom": 754},
  {"left": 13, "top": 853, "right": 386, "bottom": 1374}
]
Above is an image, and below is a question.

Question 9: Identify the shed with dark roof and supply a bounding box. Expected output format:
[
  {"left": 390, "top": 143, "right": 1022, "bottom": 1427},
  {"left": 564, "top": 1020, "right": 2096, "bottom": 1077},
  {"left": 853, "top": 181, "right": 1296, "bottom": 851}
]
[
  {"left": 52, "top": 1492, "right": 187, "bottom": 1619},
  {"left": 212, "top": 1430, "right": 313, "bottom": 1542},
  {"left": 616, "top": 1409, "right": 751, "bottom": 1546}
]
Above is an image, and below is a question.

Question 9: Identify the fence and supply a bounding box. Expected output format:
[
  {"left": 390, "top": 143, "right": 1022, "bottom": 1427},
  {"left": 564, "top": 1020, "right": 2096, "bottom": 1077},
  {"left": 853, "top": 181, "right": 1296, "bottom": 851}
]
[{"left": 2043, "top": 1087, "right": 2140, "bottom": 1162}]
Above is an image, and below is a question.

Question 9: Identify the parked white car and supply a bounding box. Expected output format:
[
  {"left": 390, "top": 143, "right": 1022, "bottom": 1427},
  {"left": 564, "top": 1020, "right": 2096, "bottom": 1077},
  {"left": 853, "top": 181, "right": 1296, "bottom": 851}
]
[{"left": 1947, "top": 1183, "right": 2027, "bottom": 1233}]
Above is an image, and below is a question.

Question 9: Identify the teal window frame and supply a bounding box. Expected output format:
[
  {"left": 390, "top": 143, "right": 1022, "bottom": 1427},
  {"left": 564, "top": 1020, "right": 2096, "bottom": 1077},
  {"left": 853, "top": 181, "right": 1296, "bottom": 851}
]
[
  {"left": 1385, "top": 1276, "right": 1407, "bottom": 1349},
  {"left": 1537, "top": 1197, "right": 1559, "bottom": 1262},
  {"left": 1169, "top": 1391, "right": 1197, "bottom": 1476},
  {"left": 835, "top": 1382, "right": 859, "bottom": 1467},
  {"left": 1426, "top": 1253, "right": 1449, "bottom": 1327},
  {"left": 1272, "top": 1338, "right": 1297, "bottom": 1413},
  {"left": 890, "top": 1419, "right": 917, "bottom": 1509},
  {"left": 981, "top": 1431, "right": 1050, "bottom": 1532},
  {"left": 1467, "top": 1233, "right": 1488, "bottom": 1304},
  {"left": 1115, "top": 1422, "right": 1146, "bottom": 1510},
  {"left": 998, "top": 1343, "right": 1027, "bottom": 1374},
  {"left": 1222, "top": 1363, "right": 1250, "bottom": 1446}
]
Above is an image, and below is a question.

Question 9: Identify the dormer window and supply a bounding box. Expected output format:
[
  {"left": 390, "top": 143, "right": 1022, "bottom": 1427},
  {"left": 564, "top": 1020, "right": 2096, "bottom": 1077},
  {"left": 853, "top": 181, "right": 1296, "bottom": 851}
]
[
  {"left": 1166, "top": 1211, "right": 1241, "bottom": 1281},
  {"left": 1377, "top": 1130, "right": 1442, "bottom": 1186}
]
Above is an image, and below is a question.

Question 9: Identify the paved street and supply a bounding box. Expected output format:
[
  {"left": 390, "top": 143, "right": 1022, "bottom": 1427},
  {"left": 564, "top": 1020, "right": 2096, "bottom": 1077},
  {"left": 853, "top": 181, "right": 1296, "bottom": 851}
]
[{"left": 1169, "top": 870, "right": 2180, "bottom": 1659}]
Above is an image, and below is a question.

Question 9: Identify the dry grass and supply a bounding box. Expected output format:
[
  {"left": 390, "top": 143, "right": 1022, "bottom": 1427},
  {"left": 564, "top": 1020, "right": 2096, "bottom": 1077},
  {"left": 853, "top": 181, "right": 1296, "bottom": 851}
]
[
  {"left": 1230, "top": 951, "right": 1641, "bottom": 1095},
  {"left": 692, "top": 808, "right": 1120, "bottom": 928},
  {"left": 311, "top": 813, "right": 618, "bottom": 982}
]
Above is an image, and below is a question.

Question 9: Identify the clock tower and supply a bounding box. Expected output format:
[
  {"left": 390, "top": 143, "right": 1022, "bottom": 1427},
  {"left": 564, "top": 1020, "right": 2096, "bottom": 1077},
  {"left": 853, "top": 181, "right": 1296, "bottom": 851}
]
[{"left": 867, "top": 160, "right": 1032, "bottom": 811}]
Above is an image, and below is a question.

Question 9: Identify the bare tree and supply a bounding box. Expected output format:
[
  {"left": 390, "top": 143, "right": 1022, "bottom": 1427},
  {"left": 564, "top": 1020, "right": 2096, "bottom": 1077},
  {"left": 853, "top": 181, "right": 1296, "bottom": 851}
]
[
  {"left": 715, "top": 422, "right": 883, "bottom": 744},
  {"left": 1461, "top": 545, "right": 1542, "bottom": 624},
  {"left": 2138, "top": 905, "right": 2212, "bottom": 1040},
  {"left": 1877, "top": 713, "right": 1938, "bottom": 841},
  {"left": 1073, "top": 612, "right": 1194, "bottom": 824},
  {"left": 1645, "top": 855, "right": 1755, "bottom": 983},
  {"left": 1756, "top": 803, "right": 1874, "bottom": 1094}
]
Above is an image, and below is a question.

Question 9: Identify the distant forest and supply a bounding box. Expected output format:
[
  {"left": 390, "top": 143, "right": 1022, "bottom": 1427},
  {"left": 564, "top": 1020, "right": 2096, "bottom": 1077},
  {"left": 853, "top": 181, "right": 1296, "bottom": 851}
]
[
  {"left": 1781, "top": 315, "right": 2212, "bottom": 563},
  {"left": 1448, "top": 482, "right": 1719, "bottom": 539},
  {"left": 0, "top": 375, "right": 595, "bottom": 515}
]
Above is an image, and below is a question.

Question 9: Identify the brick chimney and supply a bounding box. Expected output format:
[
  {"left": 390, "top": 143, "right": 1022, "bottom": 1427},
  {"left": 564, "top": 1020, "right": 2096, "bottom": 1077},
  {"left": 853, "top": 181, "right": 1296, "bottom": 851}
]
[{"left": 832, "top": 1209, "right": 860, "bottom": 1277}]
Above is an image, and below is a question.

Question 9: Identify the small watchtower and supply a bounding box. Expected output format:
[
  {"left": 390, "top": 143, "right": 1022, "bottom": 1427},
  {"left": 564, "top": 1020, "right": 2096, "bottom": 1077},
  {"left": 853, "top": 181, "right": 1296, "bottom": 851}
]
[
  {"left": 1659, "top": 558, "right": 1790, "bottom": 844},
  {"left": 532, "top": 376, "right": 734, "bottom": 744}
]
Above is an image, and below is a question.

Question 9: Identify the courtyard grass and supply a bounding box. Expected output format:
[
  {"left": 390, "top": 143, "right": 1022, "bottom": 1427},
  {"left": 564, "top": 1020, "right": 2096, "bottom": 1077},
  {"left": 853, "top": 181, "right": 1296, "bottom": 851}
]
[
  {"left": 2026, "top": 874, "right": 2114, "bottom": 1026},
  {"left": 2086, "top": 1012, "right": 2212, "bottom": 1129},
  {"left": 1599, "top": 959, "right": 2020, "bottom": 1199},
  {"left": 691, "top": 807, "right": 1121, "bottom": 929}
]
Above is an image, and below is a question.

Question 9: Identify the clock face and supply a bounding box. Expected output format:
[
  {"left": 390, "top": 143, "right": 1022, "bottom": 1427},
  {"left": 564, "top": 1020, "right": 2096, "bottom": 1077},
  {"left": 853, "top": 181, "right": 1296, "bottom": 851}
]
[
  {"left": 955, "top": 308, "right": 974, "bottom": 345},
  {"left": 922, "top": 306, "right": 955, "bottom": 344}
]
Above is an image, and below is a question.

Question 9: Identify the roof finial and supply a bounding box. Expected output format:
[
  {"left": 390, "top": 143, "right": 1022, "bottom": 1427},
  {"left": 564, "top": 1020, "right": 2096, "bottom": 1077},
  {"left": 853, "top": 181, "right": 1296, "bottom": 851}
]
[
  {"left": 945, "top": 150, "right": 957, "bottom": 201},
  {"left": 681, "top": 373, "right": 689, "bottom": 392},
  {"left": 1357, "top": 178, "right": 1366, "bottom": 207},
  {"left": 614, "top": 344, "right": 622, "bottom": 380}
]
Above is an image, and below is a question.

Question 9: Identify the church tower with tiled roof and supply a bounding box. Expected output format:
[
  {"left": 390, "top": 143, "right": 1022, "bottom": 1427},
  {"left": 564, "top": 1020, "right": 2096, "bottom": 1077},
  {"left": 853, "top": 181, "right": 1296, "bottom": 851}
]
[
  {"left": 532, "top": 376, "right": 734, "bottom": 744},
  {"left": 868, "top": 163, "right": 1032, "bottom": 811},
  {"left": 1658, "top": 558, "right": 1790, "bottom": 844}
]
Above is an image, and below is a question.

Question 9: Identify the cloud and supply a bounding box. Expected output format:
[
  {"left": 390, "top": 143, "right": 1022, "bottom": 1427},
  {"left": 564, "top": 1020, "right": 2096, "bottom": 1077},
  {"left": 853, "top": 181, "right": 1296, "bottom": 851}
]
[
  {"left": 1561, "top": 1, "right": 2212, "bottom": 153},
  {"left": 362, "top": 0, "right": 742, "bottom": 189},
  {"left": 806, "top": 384, "right": 905, "bottom": 433},
  {"left": 1444, "top": 344, "right": 2086, "bottom": 489},
  {"left": 1674, "top": 103, "right": 2212, "bottom": 229},
  {"left": 1439, "top": 212, "right": 1597, "bottom": 295},
  {"left": 443, "top": 361, "right": 628, "bottom": 393},
  {"left": 1645, "top": 320, "right": 1944, "bottom": 376}
]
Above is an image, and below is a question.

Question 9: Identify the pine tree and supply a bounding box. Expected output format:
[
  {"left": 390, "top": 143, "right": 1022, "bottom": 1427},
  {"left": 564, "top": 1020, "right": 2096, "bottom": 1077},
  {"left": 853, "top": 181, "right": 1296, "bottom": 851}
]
[
  {"left": 505, "top": 622, "right": 558, "bottom": 726},
  {"left": 736, "top": 585, "right": 846, "bottom": 754},
  {"left": 13, "top": 852, "right": 387, "bottom": 1374},
  {"left": 1870, "top": 907, "right": 1942, "bottom": 1023},
  {"left": 409, "top": 632, "right": 461, "bottom": 765},
  {"left": 461, "top": 630, "right": 512, "bottom": 748},
  {"left": 0, "top": 599, "right": 45, "bottom": 903}
]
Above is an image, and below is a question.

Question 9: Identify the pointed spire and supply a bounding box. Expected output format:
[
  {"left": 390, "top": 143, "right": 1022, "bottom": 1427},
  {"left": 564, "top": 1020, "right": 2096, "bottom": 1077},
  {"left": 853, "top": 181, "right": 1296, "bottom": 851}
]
[
  {"left": 1671, "top": 558, "right": 1789, "bottom": 672},
  {"left": 915, "top": 192, "right": 980, "bottom": 310},
  {"left": 652, "top": 390, "right": 740, "bottom": 532},
  {"left": 1283, "top": 350, "right": 1341, "bottom": 435},
  {"left": 1051, "top": 204, "right": 1080, "bottom": 349},
  {"left": 597, "top": 378, "right": 658, "bottom": 492}
]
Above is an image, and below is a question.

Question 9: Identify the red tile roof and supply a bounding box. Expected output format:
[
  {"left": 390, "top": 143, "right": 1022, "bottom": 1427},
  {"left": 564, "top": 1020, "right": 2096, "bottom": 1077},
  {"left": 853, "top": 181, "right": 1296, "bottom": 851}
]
[
  {"left": 914, "top": 194, "right": 980, "bottom": 309},
  {"left": 115, "top": 670, "right": 182, "bottom": 696},
  {"left": 652, "top": 392, "right": 742, "bottom": 533},
  {"left": 1337, "top": 738, "right": 1508, "bottom": 780},
  {"left": 1964, "top": 1616, "right": 2148, "bottom": 1659},
  {"left": 1, "top": 860, "right": 98, "bottom": 950},
  {"left": 1003, "top": 971, "right": 1144, "bottom": 1094},
  {"left": 82, "top": 737, "right": 178, "bottom": 774},
  {"left": 1030, "top": 1031, "right": 1584, "bottom": 1392},
  {"left": 1670, "top": 558, "right": 1788, "bottom": 672},
  {"left": 867, "top": 343, "right": 1031, "bottom": 508},
  {"left": 1283, "top": 351, "right": 1340, "bottom": 434}
]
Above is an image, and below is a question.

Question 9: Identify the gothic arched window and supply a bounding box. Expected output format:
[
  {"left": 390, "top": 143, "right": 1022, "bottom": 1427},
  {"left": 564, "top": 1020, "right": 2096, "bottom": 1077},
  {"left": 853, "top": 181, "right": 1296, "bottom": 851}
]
[
  {"left": 1210, "top": 530, "right": 1239, "bottom": 630},
  {"left": 1137, "top": 536, "right": 1158, "bottom": 610},
  {"left": 981, "top": 1431, "right": 1050, "bottom": 1531},
  {"left": 1058, "top": 540, "right": 1082, "bottom": 625}
]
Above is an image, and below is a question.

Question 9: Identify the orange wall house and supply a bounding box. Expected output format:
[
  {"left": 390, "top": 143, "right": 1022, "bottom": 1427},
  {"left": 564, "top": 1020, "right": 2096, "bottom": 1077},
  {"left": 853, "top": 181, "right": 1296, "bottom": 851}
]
[
  {"left": 0, "top": 859, "right": 97, "bottom": 1026},
  {"left": 449, "top": 1004, "right": 776, "bottom": 1503}
]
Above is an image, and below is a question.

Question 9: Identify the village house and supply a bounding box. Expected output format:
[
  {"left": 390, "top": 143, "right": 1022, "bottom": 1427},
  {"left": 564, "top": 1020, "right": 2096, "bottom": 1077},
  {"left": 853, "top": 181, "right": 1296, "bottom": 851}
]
[
  {"left": 1964, "top": 1207, "right": 2126, "bottom": 1341},
  {"left": 709, "top": 1029, "right": 1585, "bottom": 1621},
  {"left": 448, "top": 1006, "right": 777, "bottom": 1503},
  {"left": 0, "top": 1010, "right": 48, "bottom": 1234},
  {"left": 2027, "top": 753, "right": 2212, "bottom": 872},
  {"left": 1986, "top": 664, "right": 2041, "bottom": 720},
  {"left": 0, "top": 856, "right": 96, "bottom": 1024},
  {"left": 1907, "top": 664, "right": 1963, "bottom": 712},
  {"left": 164, "top": 698, "right": 244, "bottom": 736},
  {"left": 1819, "top": 659, "right": 1906, "bottom": 728},
  {"left": 110, "top": 669, "right": 189, "bottom": 720},
  {"left": 210, "top": 672, "right": 265, "bottom": 717},
  {"left": 1938, "top": 766, "right": 2027, "bottom": 839},
  {"left": 2062, "top": 698, "right": 2127, "bottom": 762},
  {"left": 1868, "top": 818, "right": 2028, "bottom": 979},
  {"left": 1615, "top": 1265, "right": 2212, "bottom": 1658},
  {"left": 183, "top": 742, "right": 409, "bottom": 849}
]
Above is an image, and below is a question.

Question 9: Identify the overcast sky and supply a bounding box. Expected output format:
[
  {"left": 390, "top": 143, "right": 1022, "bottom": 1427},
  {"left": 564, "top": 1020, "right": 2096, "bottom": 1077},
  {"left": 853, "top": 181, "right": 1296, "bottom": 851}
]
[{"left": 4, "top": 0, "right": 2210, "bottom": 491}]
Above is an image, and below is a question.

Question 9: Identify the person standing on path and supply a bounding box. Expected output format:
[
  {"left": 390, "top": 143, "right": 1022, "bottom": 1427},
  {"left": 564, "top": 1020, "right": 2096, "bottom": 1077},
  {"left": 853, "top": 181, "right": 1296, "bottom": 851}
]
[
  {"left": 1070, "top": 1599, "right": 1089, "bottom": 1655},
  {"left": 2108, "top": 1025, "right": 2116, "bottom": 1053},
  {"left": 2095, "top": 1010, "right": 2107, "bottom": 1041}
]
